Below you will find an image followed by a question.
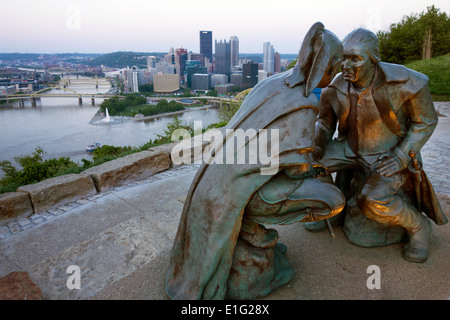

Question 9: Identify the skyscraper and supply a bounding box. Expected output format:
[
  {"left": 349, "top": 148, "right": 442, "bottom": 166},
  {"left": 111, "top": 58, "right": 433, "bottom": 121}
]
[
  {"left": 186, "top": 64, "right": 207, "bottom": 87},
  {"left": 147, "top": 56, "right": 156, "bottom": 71},
  {"left": 190, "top": 53, "right": 205, "bottom": 67},
  {"left": 200, "top": 31, "right": 213, "bottom": 63},
  {"left": 176, "top": 48, "right": 188, "bottom": 78},
  {"left": 127, "top": 66, "right": 145, "bottom": 93},
  {"left": 263, "top": 42, "right": 275, "bottom": 74},
  {"left": 274, "top": 51, "right": 281, "bottom": 73},
  {"left": 230, "top": 36, "right": 239, "bottom": 69},
  {"left": 215, "top": 39, "right": 231, "bottom": 77},
  {"left": 242, "top": 61, "right": 258, "bottom": 89}
]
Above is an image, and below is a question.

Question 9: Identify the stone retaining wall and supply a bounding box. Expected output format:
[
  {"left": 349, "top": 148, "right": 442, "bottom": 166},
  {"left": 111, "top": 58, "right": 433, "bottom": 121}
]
[
  {"left": 81, "top": 149, "right": 171, "bottom": 192},
  {"left": 0, "top": 132, "right": 217, "bottom": 225},
  {"left": 17, "top": 174, "right": 97, "bottom": 214}
]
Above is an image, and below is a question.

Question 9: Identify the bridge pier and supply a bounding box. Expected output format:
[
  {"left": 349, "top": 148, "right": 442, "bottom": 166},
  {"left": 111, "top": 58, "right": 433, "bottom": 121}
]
[
  {"left": 19, "top": 99, "right": 25, "bottom": 108},
  {"left": 78, "top": 97, "right": 83, "bottom": 105},
  {"left": 31, "top": 97, "right": 36, "bottom": 107}
]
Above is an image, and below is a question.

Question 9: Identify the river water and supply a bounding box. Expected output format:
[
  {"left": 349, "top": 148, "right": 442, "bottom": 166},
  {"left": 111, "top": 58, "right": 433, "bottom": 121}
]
[{"left": 0, "top": 77, "right": 220, "bottom": 174}]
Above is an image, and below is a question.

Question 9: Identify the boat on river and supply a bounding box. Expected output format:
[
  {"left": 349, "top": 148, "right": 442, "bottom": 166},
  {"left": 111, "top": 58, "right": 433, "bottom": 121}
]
[{"left": 86, "top": 142, "right": 101, "bottom": 152}]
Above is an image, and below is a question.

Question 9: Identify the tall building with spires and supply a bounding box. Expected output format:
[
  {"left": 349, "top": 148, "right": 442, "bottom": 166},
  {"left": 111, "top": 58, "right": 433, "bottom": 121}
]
[
  {"left": 230, "top": 36, "right": 239, "bottom": 69},
  {"left": 200, "top": 31, "right": 213, "bottom": 63},
  {"left": 215, "top": 39, "right": 231, "bottom": 77},
  {"left": 164, "top": 47, "right": 180, "bottom": 75}
]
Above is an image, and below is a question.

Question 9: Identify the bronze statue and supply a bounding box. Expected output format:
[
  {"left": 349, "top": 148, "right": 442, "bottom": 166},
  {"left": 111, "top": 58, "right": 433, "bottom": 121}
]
[
  {"left": 309, "top": 28, "right": 448, "bottom": 263},
  {"left": 165, "top": 22, "right": 345, "bottom": 299}
]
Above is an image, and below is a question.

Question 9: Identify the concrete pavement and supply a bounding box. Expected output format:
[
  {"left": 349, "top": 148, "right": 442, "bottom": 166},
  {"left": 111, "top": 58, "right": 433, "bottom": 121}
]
[{"left": 0, "top": 102, "right": 449, "bottom": 300}]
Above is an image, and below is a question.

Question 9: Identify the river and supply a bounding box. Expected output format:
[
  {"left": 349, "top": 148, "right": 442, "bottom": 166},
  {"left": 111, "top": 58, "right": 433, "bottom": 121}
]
[{"left": 0, "top": 77, "right": 220, "bottom": 175}]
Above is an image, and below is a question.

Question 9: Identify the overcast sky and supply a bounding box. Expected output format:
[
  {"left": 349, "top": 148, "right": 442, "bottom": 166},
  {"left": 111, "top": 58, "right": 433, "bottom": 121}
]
[{"left": 1, "top": 0, "right": 449, "bottom": 54}]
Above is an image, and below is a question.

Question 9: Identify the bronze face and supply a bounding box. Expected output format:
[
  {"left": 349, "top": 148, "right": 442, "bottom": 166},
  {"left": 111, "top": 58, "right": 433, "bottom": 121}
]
[
  {"left": 341, "top": 42, "right": 374, "bottom": 88},
  {"left": 318, "top": 57, "right": 342, "bottom": 88}
]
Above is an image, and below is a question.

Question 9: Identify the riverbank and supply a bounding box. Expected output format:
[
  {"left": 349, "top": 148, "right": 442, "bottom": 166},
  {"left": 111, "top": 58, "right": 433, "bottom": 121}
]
[
  {"left": 89, "top": 108, "right": 132, "bottom": 125},
  {"left": 0, "top": 103, "right": 14, "bottom": 109},
  {"left": 133, "top": 104, "right": 219, "bottom": 122},
  {"left": 89, "top": 104, "right": 219, "bottom": 124}
]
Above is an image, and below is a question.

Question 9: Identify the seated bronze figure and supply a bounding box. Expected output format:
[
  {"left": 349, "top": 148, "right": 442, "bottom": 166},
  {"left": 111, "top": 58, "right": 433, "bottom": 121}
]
[{"left": 308, "top": 28, "right": 448, "bottom": 263}]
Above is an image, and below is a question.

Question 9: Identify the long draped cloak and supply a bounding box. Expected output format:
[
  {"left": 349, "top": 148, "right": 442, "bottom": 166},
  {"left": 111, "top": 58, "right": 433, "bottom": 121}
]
[{"left": 165, "top": 69, "right": 320, "bottom": 299}]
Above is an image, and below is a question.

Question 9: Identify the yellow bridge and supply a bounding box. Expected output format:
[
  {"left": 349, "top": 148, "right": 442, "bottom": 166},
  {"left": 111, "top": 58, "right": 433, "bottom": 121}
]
[
  {"left": 60, "top": 75, "right": 111, "bottom": 87},
  {"left": 0, "top": 87, "right": 117, "bottom": 106}
]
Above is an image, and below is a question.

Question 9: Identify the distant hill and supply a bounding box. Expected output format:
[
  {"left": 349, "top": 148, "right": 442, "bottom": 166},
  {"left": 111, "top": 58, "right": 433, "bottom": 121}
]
[
  {"left": 238, "top": 53, "right": 297, "bottom": 63},
  {"left": 0, "top": 52, "right": 100, "bottom": 61},
  {"left": 0, "top": 53, "right": 42, "bottom": 60},
  {"left": 86, "top": 51, "right": 165, "bottom": 68}
]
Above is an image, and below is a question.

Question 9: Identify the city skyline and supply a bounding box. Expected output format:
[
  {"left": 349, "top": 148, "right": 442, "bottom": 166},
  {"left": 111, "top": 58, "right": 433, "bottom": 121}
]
[{"left": 1, "top": 0, "right": 449, "bottom": 54}]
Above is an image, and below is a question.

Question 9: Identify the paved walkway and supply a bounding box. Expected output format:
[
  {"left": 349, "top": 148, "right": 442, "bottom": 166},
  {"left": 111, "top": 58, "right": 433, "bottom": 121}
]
[{"left": 0, "top": 103, "right": 449, "bottom": 300}]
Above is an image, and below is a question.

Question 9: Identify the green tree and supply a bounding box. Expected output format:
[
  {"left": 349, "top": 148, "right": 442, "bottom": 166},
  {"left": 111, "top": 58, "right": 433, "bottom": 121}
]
[
  {"left": 0, "top": 147, "right": 78, "bottom": 193},
  {"left": 182, "top": 89, "right": 192, "bottom": 97},
  {"left": 378, "top": 6, "right": 450, "bottom": 64},
  {"left": 417, "top": 5, "right": 450, "bottom": 58},
  {"left": 206, "top": 90, "right": 218, "bottom": 97},
  {"left": 150, "top": 117, "right": 195, "bottom": 145},
  {"left": 92, "top": 145, "right": 132, "bottom": 161},
  {"left": 100, "top": 94, "right": 146, "bottom": 115},
  {"left": 139, "top": 84, "right": 153, "bottom": 93},
  {"left": 286, "top": 59, "right": 297, "bottom": 70},
  {"left": 218, "top": 100, "right": 241, "bottom": 123},
  {"left": 231, "top": 86, "right": 242, "bottom": 93}
]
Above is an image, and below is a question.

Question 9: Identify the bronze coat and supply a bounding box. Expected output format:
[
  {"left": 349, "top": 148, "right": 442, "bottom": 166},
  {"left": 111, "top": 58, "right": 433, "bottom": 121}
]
[{"left": 316, "top": 62, "right": 447, "bottom": 225}]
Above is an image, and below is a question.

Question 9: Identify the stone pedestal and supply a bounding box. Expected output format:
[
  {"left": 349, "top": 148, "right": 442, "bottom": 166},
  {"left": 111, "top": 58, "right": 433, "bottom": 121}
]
[{"left": 343, "top": 198, "right": 406, "bottom": 247}]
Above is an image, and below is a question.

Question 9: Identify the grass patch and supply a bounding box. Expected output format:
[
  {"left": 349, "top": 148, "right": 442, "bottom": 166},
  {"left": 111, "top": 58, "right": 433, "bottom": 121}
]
[
  {"left": 118, "top": 100, "right": 185, "bottom": 117},
  {"left": 100, "top": 95, "right": 186, "bottom": 118},
  {"left": 431, "top": 94, "right": 450, "bottom": 102},
  {"left": 406, "top": 53, "right": 450, "bottom": 100}
]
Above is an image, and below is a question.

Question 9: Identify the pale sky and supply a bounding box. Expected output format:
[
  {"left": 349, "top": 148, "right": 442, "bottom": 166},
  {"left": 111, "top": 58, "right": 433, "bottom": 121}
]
[{"left": 1, "top": 0, "right": 449, "bottom": 54}]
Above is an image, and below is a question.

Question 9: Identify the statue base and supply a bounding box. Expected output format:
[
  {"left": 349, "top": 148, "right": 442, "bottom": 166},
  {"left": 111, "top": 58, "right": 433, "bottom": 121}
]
[
  {"left": 343, "top": 198, "right": 407, "bottom": 247},
  {"left": 226, "top": 238, "right": 295, "bottom": 299}
]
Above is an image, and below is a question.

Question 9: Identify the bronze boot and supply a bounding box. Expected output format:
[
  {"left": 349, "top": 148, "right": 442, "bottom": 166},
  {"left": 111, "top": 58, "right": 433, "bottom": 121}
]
[
  {"left": 304, "top": 213, "right": 344, "bottom": 232},
  {"left": 403, "top": 214, "right": 432, "bottom": 263},
  {"left": 239, "top": 218, "right": 279, "bottom": 249}
]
